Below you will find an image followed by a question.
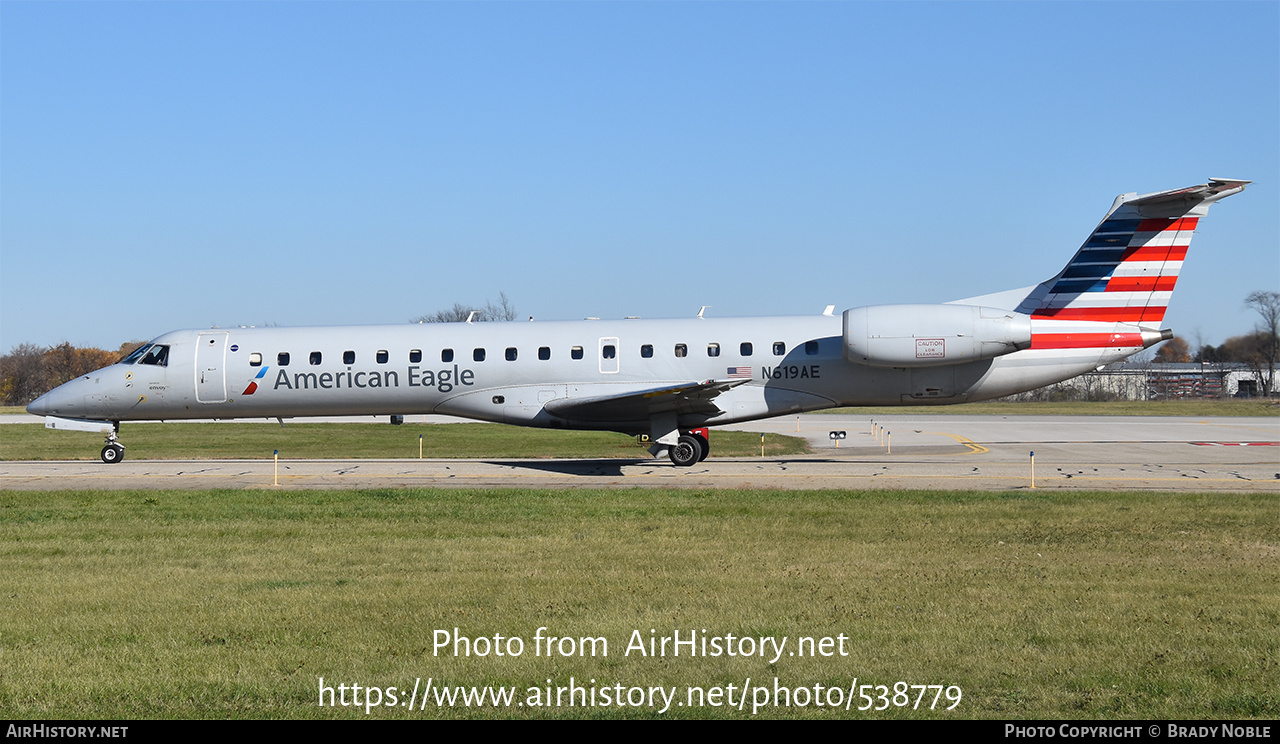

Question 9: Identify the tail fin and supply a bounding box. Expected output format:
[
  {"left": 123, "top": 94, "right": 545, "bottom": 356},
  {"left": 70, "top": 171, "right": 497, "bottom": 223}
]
[{"left": 1018, "top": 178, "right": 1248, "bottom": 349}]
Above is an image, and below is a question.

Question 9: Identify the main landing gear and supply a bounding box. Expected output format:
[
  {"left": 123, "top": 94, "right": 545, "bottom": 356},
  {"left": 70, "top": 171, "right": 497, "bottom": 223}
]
[
  {"left": 101, "top": 426, "right": 124, "bottom": 464},
  {"left": 667, "top": 429, "right": 710, "bottom": 467}
]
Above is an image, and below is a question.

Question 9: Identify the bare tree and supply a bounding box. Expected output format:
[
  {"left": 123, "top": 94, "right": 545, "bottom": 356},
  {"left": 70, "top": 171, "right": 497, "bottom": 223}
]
[
  {"left": 0, "top": 342, "right": 119, "bottom": 406},
  {"left": 1244, "top": 290, "right": 1279, "bottom": 396},
  {"left": 0, "top": 344, "right": 48, "bottom": 406},
  {"left": 413, "top": 292, "right": 518, "bottom": 323}
]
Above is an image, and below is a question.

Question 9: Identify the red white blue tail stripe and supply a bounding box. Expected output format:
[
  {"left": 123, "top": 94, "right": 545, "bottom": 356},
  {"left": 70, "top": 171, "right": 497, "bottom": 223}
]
[{"left": 1022, "top": 179, "right": 1248, "bottom": 351}]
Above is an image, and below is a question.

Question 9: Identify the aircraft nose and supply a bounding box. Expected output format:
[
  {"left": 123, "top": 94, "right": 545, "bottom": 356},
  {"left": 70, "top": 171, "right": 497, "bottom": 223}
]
[
  {"left": 25, "top": 381, "right": 82, "bottom": 418},
  {"left": 26, "top": 392, "right": 52, "bottom": 416}
]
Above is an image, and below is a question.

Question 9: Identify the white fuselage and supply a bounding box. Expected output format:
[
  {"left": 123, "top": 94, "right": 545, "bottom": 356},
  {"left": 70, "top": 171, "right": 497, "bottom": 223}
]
[{"left": 28, "top": 313, "right": 1123, "bottom": 435}]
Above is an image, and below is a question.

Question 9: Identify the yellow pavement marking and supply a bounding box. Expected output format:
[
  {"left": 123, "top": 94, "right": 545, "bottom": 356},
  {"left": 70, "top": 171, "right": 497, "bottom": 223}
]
[{"left": 922, "top": 432, "right": 989, "bottom": 454}]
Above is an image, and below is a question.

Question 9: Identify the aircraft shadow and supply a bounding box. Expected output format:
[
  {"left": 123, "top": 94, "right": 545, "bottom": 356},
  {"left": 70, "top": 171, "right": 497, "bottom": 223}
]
[{"left": 483, "top": 459, "right": 650, "bottom": 477}]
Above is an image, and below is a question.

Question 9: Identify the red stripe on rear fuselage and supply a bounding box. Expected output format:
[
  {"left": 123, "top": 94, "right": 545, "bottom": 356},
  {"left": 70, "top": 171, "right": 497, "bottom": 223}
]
[{"left": 1030, "top": 333, "right": 1145, "bottom": 349}]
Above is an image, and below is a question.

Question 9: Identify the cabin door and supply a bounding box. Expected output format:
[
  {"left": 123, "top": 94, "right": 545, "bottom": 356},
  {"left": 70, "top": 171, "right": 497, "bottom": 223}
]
[{"left": 195, "top": 332, "right": 229, "bottom": 403}]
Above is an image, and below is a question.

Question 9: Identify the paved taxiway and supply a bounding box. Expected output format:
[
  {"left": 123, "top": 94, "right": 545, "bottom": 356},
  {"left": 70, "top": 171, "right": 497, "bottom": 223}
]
[{"left": 2, "top": 414, "right": 1276, "bottom": 491}]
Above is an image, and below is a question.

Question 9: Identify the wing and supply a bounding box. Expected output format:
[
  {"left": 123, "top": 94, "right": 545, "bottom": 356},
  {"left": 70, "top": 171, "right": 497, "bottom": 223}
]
[{"left": 543, "top": 378, "right": 750, "bottom": 423}]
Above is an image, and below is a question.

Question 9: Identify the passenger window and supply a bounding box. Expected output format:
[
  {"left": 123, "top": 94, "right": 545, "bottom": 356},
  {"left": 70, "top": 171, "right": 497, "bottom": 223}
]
[
  {"left": 707, "top": 343, "right": 720, "bottom": 357},
  {"left": 740, "top": 342, "right": 753, "bottom": 356},
  {"left": 249, "top": 352, "right": 263, "bottom": 367},
  {"left": 343, "top": 350, "right": 356, "bottom": 365},
  {"left": 278, "top": 352, "right": 290, "bottom": 366},
  {"left": 377, "top": 350, "right": 389, "bottom": 364},
  {"left": 674, "top": 343, "right": 687, "bottom": 358},
  {"left": 641, "top": 344, "right": 653, "bottom": 358},
  {"left": 773, "top": 342, "right": 786, "bottom": 356},
  {"left": 571, "top": 346, "right": 584, "bottom": 360},
  {"left": 473, "top": 348, "right": 486, "bottom": 362},
  {"left": 505, "top": 347, "right": 518, "bottom": 361},
  {"left": 538, "top": 347, "right": 551, "bottom": 361},
  {"left": 602, "top": 344, "right": 616, "bottom": 359},
  {"left": 805, "top": 340, "right": 820, "bottom": 356},
  {"left": 310, "top": 351, "right": 322, "bottom": 365},
  {"left": 442, "top": 349, "right": 454, "bottom": 363},
  {"left": 410, "top": 349, "right": 422, "bottom": 363}
]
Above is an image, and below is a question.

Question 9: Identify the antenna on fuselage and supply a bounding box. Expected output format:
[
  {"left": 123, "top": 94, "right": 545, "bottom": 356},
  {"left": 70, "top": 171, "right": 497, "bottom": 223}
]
[
  {"left": 697, "top": 306, "right": 710, "bottom": 318},
  {"left": 465, "top": 311, "right": 477, "bottom": 324},
  {"left": 823, "top": 305, "right": 835, "bottom": 316}
]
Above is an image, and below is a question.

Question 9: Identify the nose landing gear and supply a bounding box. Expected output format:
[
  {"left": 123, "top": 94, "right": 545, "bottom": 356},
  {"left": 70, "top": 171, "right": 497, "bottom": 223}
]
[{"left": 100, "top": 426, "right": 124, "bottom": 464}]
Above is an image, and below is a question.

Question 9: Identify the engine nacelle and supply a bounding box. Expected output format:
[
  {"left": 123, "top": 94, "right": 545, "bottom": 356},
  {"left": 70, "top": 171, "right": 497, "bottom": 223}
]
[{"left": 843, "top": 304, "right": 1032, "bottom": 368}]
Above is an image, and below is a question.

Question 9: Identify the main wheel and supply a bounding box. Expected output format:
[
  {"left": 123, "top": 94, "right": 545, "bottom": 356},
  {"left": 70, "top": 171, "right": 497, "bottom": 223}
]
[
  {"left": 668, "top": 435, "right": 704, "bottom": 467},
  {"left": 101, "top": 444, "right": 125, "bottom": 464},
  {"left": 692, "top": 433, "right": 709, "bottom": 461}
]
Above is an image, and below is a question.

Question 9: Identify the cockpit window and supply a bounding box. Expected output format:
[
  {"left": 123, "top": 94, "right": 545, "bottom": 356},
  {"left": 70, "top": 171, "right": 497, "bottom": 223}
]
[
  {"left": 120, "top": 344, "right": 152, "bottom": 365},
  {"left": 137, "top": 345, "right": 169, "bottom": 366}
]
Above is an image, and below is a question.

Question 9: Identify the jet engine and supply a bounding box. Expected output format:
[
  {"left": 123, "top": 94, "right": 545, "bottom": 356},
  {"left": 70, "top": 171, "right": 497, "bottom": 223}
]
[{"left": 843, "top": 304, "right": 1032, "bottom": 368}]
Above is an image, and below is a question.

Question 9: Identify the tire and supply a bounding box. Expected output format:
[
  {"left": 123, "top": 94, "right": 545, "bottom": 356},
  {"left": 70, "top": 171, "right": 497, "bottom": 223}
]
[
  {"left": 692, "top": 433, "right": 709, "bottom": 461},
  {"left": 101, "top": 444, "right": 125, "bottom": 464},
  {"left": 668, "top": 435, "right": 703, "bottom": 467}
]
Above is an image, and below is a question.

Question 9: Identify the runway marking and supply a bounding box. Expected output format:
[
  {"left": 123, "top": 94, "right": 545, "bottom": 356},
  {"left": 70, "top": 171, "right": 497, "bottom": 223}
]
[
  {"left": 920, "top": 432, "right": 989, "bottom": 454},
  {"left": 1199, "top": 422, "right": 1280, "bottom": 435},
  {"left": 979, "top": 440, "right": 1277, "bottom": 445}
]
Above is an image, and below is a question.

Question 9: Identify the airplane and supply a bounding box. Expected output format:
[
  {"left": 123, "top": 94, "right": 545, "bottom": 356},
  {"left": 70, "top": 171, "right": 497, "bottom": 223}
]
[{"left": 26, "top": 178, "right": 1249, "bottom": 465}]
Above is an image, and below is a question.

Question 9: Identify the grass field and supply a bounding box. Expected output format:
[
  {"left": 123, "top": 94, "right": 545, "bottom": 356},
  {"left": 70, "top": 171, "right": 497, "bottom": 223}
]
[
  {"left": 0, "top": 422, "right": 809, "bottom": 461},
  {"left": 1, "top": 488, "right": 1274, "bottom": 719}
]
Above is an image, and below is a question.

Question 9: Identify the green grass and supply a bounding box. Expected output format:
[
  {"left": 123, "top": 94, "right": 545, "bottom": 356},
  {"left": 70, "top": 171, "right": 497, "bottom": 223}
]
[
  {"left": 0, "top": 422, "right": 809, "bottom": 461},
  {"left": 0, "top": 488, "right": 1274, "bottom": 719},
  {"left": 822, "top": 400, "right": 1279, "bottom": 416}
]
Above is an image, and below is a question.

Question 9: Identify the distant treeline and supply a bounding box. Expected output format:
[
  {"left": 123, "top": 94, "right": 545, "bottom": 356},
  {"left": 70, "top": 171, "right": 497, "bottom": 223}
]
[
  {"left": 1190, "top": 331, "right": 1276, "bottom": 365},
  {"left": 0, "top": 341, "right": 144, "bottom": 407}
]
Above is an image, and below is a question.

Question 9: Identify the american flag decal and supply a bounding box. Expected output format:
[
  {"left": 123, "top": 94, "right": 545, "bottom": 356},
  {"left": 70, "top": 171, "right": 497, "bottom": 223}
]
[{"left": 727, "top": 367, "right": 752, "bottom": 379}]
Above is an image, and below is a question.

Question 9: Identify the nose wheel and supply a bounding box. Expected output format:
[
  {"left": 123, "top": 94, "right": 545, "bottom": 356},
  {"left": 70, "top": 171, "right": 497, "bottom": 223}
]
[{"left": 101, "top": 430, "right": 125, "bottom": 464}]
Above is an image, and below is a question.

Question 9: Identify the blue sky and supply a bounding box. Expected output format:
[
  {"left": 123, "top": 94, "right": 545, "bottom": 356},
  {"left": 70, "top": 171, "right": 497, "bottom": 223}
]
[{"left": 2, "top": 1, "right": 1276, "bottom": 352}]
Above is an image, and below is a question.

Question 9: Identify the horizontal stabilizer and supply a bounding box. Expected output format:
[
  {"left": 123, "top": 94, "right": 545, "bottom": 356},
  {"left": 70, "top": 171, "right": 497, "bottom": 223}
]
[{"left": 1124, "top": 178, "right": 1250, "bottom": 218}]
